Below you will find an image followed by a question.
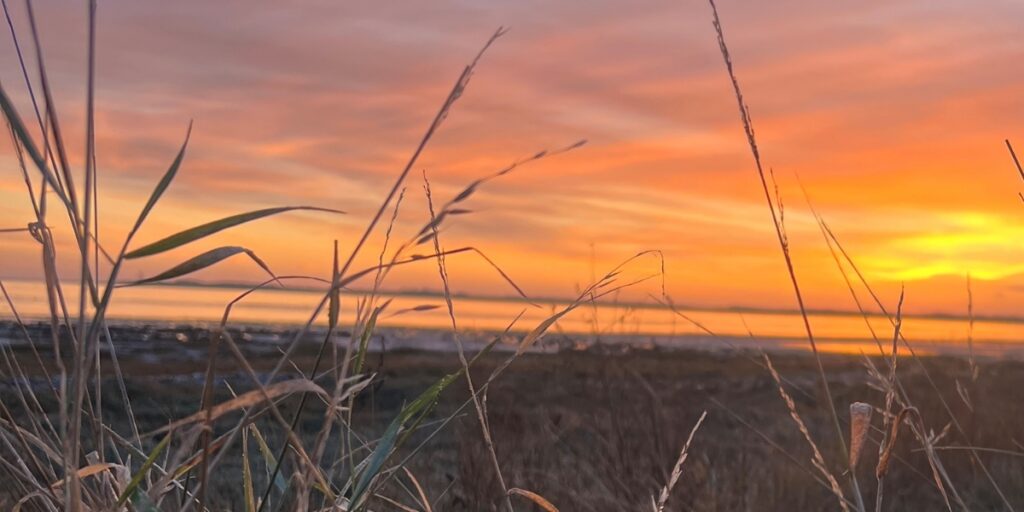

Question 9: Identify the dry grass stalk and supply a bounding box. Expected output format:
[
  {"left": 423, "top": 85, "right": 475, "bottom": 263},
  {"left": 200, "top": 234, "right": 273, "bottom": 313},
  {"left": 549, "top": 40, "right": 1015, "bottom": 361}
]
[
  {"left": 763, "top": 354, "right": 850, "bottom": 512},
  {"left": 1006, "top": 139, "right": 1024, "bottom": 203},
  {"left": 877, "top": 407, "right": 918, "bottom": 481},
  {"left": 654, "top": 410, "right": 707, "bottom": 512},
  {"left": 374, "top": 493, "right": 420, "bottom": 512},
  {"left": 800, "top": 188, "right": 998, "bottom": 510},
  {"left": 179, "top": 331, "right": 337, "bottom": 512},
  {"left": 796, "top": 181, "right": 886, "bottom": 357},
  {"left": 896, "top": 410, "right": 957, "bottom": 512},
  {"left": 251, "top": 28, "right": 514, "bottom": 511},
  {"left": 708, "top": 398, "right": 865, "bottom": 509},
  {"left": 874, "top": 289, "right": 904, "bottom": 512},
  {"left": 423, "top": 170, "right": 513, "bottom": 512},
  {"left": 965, "top": 274, "right": 978, "bottom": 382},
  {"left": 872, "top": 288, "right": 905, "bottom": 512},
  {"left": 862, "top": 359, "right": 959, "bottom": 511},
  {"left": 403, "top": 467, "right": 433, "bottom": 512},
  {"left": 884, "top": 290, "right": 904, "bottom": 417},
  {"left": 803, "top": 193, "right": 962, "bottom": 506},
  {"left": 704, "top": 3, "right": 865, "bottom": 508},
  {"left": 246, "top": 24, "right": 509, "bottom": 444},
  {"left": 147, "top": 379, "right": 329, "bottom": 437},
  {"left": 871, "top": 292, "right": 954, "bottom": 511},
  {"left": 793, "top": 39, "right": 1010, "bottom": 512},
  {"left": 958, "top": 275, "right": 977, "bottom": 419},
  {"left": 508, "top": 488, "right": 559, "bottom": 512},
  {"left": 818, "top": 217, "right": 1007, "bottom": 509}
]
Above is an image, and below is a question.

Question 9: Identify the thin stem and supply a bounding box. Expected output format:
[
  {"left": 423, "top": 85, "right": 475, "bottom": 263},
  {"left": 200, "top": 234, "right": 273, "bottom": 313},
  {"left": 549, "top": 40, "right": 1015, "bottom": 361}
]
[{"left": 706, "top": 2, "right": 863, "bottom": 509}]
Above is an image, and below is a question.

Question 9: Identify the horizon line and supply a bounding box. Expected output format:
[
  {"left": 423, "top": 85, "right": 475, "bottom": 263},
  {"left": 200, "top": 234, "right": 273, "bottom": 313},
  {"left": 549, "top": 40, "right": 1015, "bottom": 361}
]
[{"left": 1, "top": 276, "right": 1015, "bottom": 326}]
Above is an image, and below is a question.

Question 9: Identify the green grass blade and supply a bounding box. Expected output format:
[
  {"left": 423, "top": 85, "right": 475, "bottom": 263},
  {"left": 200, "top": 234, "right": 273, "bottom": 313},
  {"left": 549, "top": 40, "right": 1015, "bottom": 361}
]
[
  {"left": 128, "top": 123, "right": 193, "bottom": 239},
  {"left": 517, "top": 307, "right": 574, "bottom": 355},
  {"left": 126, "top": 206, "right": 344, "bottom": 259},
  {"left": 242, "top": 249, "right": 280, "bottom": 285},
  {"left": 124, "top": 246, "right": 252, "bottom": 286},
  {"left": 349, "top": 415, "right": 401, "bottom": 509},
  {"left": 328, "top": 241, "right": 340, "bottom": 329},
  {"left": 249, "top": 424, "right": 287, "bottom": 495},
  {"left": 354, "top": 301, "right": 390, "bottom": 374},
  {"left": 328, "top": 288, "right": 340, "bottom": 329},
  {"left": 115, "top": 432, "right": 172, "bottom": 507},
  {"left": 0, "top": 84, "right": 70, "bottom": 206},
  {"left": 242, "top": 428, "right": 256, "bottom": 512},
  {"left": 349, "top": 372, "right": 458, "bottom": 508}
]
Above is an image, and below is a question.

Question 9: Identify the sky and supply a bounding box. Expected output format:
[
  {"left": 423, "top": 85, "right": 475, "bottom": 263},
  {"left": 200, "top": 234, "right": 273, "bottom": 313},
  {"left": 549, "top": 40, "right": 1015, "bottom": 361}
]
[{"left": 3, "top": 0, "right": 1024, "bottom": 319}]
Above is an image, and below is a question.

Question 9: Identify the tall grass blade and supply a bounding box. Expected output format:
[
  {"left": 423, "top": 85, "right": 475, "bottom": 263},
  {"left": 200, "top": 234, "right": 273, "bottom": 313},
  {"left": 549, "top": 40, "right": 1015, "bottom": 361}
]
[
  {"left": 1006, "top": 139, "right": 1024, "bottom": 184},
  {"left": 125, "top": 206, "right": 344, "bottom": 259},
  {"left": 249, "top": 425, "right": 286, "bottom": 495},
  {"left": 654, "top": 411, "right": 707, "bottom": 512},
  {"left": 0, "top": 85, "right": 69, "bottom": 205},
  {"left": 128, "top": 123, "right": 193, "bottom": 239},
  {"left": 508, "top": 488, "right": 559, "bottom": 512},
  {"left": 124, "top": 246, "right": 273, "bottom": 286},
  {"left": 518, "top": 309, "right": 571, "bottom": 355},
  {"left": 328, "top": 241, "right": 340, "bottom": 330},
  {"left": 706, "top": 2, "right": 863, "bottom": 508},
  {"left": 115, "top": 432, "right": 172, "bottom": 507},
  {"left": 763, "top": 354, "right": 850, "bottom": 512},
  {"left": 349, "top": 372, "right": 458, "bottom": 508},
  {"left": 48, "top": 463, "right": 119, "bottom": 489},
  {"left": 354, "top": 301, "right": 390, "bottom": 375},
  {"left": 349, "top": 414, "right": 402, "bottom": 509},
  {"left": 147, "top": 378, "right": 328, "bottom": 436},
  {"left": 242, "top": 428, "right": 256, "bottom": 512}
]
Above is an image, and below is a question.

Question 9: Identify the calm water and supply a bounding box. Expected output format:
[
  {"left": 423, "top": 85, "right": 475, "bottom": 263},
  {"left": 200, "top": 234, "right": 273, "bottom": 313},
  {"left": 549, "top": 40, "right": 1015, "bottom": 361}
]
[{"left": 2, "top": 278, "right": 1023, "bottom": 356}]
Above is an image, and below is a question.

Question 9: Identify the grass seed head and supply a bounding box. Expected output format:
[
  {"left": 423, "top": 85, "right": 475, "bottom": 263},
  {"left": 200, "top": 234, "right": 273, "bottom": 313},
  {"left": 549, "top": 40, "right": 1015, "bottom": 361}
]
[{"left": 849, "top": 402, "right": 873, "bottom": 469}]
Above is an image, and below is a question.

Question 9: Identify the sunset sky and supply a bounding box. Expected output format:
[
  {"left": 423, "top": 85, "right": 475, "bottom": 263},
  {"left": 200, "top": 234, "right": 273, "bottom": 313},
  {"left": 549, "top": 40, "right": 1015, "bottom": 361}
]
[{"left": 3, "top": 0, "right": 1024, "bottom": 319}]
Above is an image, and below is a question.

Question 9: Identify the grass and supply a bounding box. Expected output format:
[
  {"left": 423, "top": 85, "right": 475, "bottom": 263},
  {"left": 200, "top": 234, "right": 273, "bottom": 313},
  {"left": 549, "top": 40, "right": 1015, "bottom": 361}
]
[
  {"left": 6, "top": 339, "right": 1024, "bottom": 510},
  {"left": 1, "top": 1, "right": 1023, "bottom": 511}
]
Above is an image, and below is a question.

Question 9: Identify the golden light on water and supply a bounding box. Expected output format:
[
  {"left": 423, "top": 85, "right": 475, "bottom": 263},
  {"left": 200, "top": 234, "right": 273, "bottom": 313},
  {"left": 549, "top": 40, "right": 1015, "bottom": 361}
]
[{"left": 3, "top": 280, "right": 1022, "bottom": 356}]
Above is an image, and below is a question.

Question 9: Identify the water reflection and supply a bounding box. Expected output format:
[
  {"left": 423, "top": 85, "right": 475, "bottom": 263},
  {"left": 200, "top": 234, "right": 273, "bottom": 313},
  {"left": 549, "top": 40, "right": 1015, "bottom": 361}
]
[{"left": 2, "top": 279, "right": 1021, "bottom": 356}]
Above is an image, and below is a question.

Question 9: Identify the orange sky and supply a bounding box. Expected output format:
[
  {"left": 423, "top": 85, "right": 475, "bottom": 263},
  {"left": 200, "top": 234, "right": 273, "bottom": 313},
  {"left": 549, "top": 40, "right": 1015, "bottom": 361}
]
[{"left": 3, "top": 0, "right": 1024, "bottom": 319}]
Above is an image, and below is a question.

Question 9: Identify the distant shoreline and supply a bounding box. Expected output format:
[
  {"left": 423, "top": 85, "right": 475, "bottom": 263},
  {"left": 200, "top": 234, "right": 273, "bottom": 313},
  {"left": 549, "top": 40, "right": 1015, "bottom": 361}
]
[
  {"left": 1, "top": 319, "right": 1021, "bottom": 359},
  {"left": 3, "top": 276, "right": 1019, "bottom": 325}
]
